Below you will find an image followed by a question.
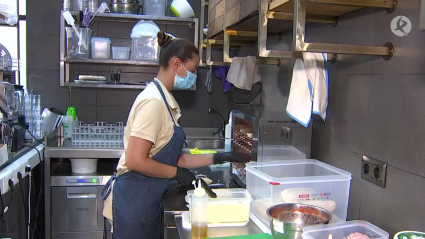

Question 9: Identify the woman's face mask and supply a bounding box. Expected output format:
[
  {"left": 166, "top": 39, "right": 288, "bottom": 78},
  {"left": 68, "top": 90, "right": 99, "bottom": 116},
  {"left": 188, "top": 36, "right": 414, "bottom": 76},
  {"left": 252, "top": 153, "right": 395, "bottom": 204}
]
[{"left": 174, "top": 64, "right": 197, "bottom": 89}]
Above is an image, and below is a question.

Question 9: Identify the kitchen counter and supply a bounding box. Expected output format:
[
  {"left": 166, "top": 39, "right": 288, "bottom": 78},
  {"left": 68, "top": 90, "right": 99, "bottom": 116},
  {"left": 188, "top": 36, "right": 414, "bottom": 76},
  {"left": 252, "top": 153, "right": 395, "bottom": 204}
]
[
  {"left": 161, "top": 165, "right": 263, "bottom": 239},
  {"left": 175, "top": 215, "right": 263, "bottom": 239}
]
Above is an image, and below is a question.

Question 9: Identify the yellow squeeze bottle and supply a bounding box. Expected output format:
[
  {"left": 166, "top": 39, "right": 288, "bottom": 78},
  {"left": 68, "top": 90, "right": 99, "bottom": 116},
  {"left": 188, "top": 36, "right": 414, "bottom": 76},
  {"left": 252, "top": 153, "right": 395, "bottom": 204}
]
[{"left": 191, "top": 180, "right": 208, "bottom": 239}]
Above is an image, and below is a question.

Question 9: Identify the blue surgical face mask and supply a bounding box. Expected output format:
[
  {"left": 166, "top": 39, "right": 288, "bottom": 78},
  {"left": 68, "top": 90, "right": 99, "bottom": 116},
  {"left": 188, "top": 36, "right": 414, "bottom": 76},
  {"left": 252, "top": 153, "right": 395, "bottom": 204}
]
[{"left": 174, "top": 64, "right": 197, "bottom": 89}]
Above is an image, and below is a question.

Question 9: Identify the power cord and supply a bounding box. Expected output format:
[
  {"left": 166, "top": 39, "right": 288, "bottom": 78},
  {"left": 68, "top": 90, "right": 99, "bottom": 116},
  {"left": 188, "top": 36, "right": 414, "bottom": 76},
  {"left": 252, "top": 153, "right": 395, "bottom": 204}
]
[
  {"left": 26, "top": 129, "right": 44, "bottom": 145},
  {"left": 28, "top": 148, "right": 43, "bottom": 239},
  {"left": 17, "top": 172, "right": 29, "bottom": 226},
  {"left": 19, "top": 123, "right": 44, "bottom": 145}
]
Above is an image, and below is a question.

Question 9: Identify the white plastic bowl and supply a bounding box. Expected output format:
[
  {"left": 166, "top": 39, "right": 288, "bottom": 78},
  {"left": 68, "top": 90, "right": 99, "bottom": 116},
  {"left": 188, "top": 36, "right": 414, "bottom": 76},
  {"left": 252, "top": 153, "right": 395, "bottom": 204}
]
[
  {"left": 170, "top": 0, "right": 195, "bottom": 18},
  {"left": 70, "top": 159, "right": 98, "bottom": 174}
]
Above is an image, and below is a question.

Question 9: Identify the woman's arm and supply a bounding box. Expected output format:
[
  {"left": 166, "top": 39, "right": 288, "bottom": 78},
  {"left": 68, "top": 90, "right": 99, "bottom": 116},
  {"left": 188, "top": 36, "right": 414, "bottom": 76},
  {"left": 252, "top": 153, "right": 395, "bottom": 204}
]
[
  {"left": 126, "top": 136, "right": 177, "bottom": 178},
  {"left": 177, "top": 154, "right": 213, "bottom": 169}
]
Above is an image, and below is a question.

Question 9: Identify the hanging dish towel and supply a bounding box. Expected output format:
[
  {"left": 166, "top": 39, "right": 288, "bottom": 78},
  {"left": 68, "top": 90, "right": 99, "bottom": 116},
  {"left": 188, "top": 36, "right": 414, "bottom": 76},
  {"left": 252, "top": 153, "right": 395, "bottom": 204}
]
[
  {"left": 205, "top": 66, "right": 213, "bottom": 93},
  {"left": 286, "top": 52, "right": 328, "bottom": 127},
  {"left": 227, "top": 56, "right": 261, "bottom": 90}
]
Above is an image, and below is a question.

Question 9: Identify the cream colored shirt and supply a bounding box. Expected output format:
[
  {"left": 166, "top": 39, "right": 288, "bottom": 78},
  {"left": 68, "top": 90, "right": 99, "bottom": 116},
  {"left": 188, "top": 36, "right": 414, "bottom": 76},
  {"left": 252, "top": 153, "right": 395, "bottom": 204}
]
[{"left": 103, "top": 79, "right": 181, "bottom": 227}]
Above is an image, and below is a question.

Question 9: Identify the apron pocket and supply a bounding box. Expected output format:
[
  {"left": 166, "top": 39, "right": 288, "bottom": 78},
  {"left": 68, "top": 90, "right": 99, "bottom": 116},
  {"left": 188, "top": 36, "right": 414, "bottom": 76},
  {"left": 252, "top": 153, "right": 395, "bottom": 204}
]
[{"left": 143, "top": 206, "right": 160, "bottom": 223}]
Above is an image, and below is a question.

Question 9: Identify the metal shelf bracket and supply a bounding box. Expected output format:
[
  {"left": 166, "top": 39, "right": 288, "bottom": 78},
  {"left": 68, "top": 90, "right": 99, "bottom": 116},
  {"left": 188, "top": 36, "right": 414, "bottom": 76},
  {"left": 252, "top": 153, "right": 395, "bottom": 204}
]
[{"left": 259, "top": 0, "right": 394, "bottom": 59}]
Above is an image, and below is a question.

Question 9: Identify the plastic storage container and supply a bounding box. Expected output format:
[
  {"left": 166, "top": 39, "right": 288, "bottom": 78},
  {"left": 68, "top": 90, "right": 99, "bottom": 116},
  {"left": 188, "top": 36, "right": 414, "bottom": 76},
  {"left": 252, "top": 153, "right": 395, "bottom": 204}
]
[
  {"left": 246, "top": 160, "right": 352, "bottom": 228},
  {"left": 70, "top": 159, "right": 98, "bottom": 174},
  {"left": 130, "top": 21, "right": 160, "bottom": 61},
  {"left": 112, "top": 46, "right": 130, "bottom": 60},
  {"left": 260, "top": 145, "right": 306, "bottom": 162},
  {"left": 186, "top": 188, "right": 252, "bottom": 224},
  {"left": 91, "top": 37, "right": 111, "bottom": 59},
  {"left": 302, "top": 221, "right": 389, "bottom": 239},
  {"left": 65, "top": 27, "right": 92, "bottom": 58},
  {"left": 143, "top": 0, "right": 166, "bottom": 16}
]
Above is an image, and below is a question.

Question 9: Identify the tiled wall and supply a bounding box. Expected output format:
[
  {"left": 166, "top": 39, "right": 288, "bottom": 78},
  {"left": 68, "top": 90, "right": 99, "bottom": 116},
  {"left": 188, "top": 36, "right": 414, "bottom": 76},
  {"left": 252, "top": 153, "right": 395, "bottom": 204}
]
[
  {"left": 262, "top": 0, "right": 425, "bottom": 235},
  {"left": 27, "top": 0, "right": 229, "bottom": 128}
]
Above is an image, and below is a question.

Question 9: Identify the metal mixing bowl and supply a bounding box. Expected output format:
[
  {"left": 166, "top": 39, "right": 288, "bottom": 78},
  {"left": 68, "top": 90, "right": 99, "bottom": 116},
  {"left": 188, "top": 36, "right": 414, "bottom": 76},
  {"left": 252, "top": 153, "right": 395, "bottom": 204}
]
[
  {"left": 267, "top": 203, "right": 332, "bottom": 239},
  {"left": 110, "top": 2, "right": 141, "bottom": 14}
]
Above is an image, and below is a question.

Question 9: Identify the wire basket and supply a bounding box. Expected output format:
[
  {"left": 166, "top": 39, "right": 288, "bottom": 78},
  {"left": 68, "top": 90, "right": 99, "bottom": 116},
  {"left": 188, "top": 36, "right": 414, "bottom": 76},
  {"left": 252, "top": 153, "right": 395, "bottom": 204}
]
[{"left": 71, "top": 122, "right": 125, "bottom": 147}]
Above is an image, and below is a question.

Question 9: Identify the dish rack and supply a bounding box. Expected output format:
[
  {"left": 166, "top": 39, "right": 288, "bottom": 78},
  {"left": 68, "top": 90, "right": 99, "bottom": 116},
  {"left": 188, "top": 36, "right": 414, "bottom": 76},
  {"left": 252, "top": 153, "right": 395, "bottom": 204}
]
[{"left": 71, "top": 122, "right": 125, "bottom": 147}]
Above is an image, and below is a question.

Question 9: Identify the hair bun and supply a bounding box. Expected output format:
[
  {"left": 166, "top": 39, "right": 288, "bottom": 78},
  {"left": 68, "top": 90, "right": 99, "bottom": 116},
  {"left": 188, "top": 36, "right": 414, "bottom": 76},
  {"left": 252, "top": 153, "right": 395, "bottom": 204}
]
[{"left": 157, "top": 31, "right": 173, "bottom": 47}]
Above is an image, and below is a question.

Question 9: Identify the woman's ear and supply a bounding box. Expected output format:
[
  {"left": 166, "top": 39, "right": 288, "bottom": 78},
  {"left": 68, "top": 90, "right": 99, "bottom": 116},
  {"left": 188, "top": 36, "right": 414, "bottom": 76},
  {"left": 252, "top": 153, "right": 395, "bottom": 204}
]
[{"left": 171, "top": 57, "right": 181, "bottom": 73}]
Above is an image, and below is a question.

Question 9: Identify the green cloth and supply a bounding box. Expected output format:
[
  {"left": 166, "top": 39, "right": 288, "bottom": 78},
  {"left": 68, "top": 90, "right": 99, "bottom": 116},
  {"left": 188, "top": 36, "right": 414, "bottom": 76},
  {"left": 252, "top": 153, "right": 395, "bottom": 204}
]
[{"left": 208, "top": 234, "right": 272, "bottom": 239}]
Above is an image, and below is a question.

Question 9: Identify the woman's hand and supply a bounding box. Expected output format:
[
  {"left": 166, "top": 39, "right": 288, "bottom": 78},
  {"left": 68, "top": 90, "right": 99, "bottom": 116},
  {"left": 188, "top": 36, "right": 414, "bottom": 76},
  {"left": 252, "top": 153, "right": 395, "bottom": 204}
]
[
  {"left": 213, "top": 152, "right": 249, "bottom": 164},
  {"left": 173, "top": 167, "right": 196, "bottom": 186}
]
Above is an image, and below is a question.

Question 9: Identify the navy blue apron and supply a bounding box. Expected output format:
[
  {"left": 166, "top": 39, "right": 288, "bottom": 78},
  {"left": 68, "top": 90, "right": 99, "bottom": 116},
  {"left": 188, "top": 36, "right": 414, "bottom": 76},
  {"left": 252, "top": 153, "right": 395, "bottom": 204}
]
[{"left": 101, "top": 79, "right": 186, "bottom": 239}]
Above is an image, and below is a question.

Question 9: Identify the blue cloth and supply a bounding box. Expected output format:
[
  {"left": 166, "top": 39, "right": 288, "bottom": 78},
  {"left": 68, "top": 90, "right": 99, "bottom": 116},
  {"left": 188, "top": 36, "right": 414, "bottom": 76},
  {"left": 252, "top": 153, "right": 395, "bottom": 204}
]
[
  {"left": 213, "top": 66, "right": 232, "bottom": 92},
  {"left": 101, "top": 79, "right": 186, "bottom": 239}
]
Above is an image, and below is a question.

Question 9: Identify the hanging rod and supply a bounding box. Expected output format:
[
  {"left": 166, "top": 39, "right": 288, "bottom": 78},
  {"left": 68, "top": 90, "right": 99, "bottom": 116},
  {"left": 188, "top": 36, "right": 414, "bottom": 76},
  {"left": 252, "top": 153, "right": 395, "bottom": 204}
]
[{"left": 204, "top": 54, "right": 337, "bottom": 66}]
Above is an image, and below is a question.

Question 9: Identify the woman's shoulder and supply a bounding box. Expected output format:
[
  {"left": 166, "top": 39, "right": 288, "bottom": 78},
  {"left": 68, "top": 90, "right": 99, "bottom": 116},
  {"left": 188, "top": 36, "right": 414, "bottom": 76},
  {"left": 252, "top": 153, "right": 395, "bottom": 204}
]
[{"left": 135, "top": 82, "right": 163, "bottom": 102}]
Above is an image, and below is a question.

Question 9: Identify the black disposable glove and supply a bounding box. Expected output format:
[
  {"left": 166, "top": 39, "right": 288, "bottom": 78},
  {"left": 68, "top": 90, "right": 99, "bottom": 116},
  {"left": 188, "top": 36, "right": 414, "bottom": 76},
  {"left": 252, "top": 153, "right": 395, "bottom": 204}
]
[
  {"left": 213, "top": 152, "right": 249, "bottom": 165},
  {"left": 173, "top": 167, "right": 196, "bottom": 186}
]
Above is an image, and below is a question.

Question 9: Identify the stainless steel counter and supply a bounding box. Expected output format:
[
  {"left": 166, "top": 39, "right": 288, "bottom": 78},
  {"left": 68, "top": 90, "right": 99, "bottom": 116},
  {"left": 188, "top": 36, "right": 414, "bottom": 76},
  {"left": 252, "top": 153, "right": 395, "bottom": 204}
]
[{"left": 175, "top": 215, "right": 263, "bottom": 239}]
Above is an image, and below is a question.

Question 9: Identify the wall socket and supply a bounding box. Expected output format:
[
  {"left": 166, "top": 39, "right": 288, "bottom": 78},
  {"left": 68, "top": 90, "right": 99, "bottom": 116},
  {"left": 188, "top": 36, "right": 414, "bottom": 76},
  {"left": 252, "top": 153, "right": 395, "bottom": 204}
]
[{"left": 361, "top": 156, "right": 387, "bottom": 188}]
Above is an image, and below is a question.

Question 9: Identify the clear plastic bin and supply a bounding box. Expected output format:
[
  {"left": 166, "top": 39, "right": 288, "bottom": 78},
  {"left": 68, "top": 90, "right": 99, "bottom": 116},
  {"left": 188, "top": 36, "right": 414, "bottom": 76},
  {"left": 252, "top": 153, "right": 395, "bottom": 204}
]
[
  {"left": 260, "top": 145, "right": 307, "bottom": 162},
  {"left": 143, "top": 0, "right": 166, "bottom": 16},
  {"left": 112, "top": 46, "right": 130, "bottom": 60},
  {"left": 185, "top": 188, "right": 252, "bottom": 224},
  {"left": 131, "top": 37, "right": 159, "bottom": 61},
  {"left": 65, "top": 27, "right": 92, "bottom": 58},
  {"left": 302, "top": 220, "right": 389, "bottom": 239},
  {"left": 91, "top": 37, "right": 111, "bottom": 59},
  {"left": 246, "top": 160, "right": 352, "bottom": 228}
]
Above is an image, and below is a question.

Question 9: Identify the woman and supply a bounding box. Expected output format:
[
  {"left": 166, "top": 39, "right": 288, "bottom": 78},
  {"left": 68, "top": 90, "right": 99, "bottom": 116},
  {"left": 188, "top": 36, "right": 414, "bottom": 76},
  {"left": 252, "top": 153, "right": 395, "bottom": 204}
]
[{"left": 101, "top": 31, "right": 247, "bottom": 239}]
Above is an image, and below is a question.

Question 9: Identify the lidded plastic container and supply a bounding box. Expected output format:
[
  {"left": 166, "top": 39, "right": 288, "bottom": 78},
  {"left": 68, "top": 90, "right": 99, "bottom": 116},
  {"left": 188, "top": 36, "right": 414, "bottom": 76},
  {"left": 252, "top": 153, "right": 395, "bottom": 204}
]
[
  {"left": 65, "top": 27, "right": 92, "bottom": 58},
  {"left": 91, "top": 37, "right": 111, "bottom": 59},
  {"left": 186, "top": 188, "right": 252, "bottom": 224},
  {"left": 130, "top": 21, "right": 160, "bottom": 61},
  {"left": 112, "top": 46, "right": 130, "bottom": 60},
  {"left": 246, "top": 160, "right": 352, "bottom": 228},
  {"left": 143, "top": 0, "right": 166, "bottom": 16},
  {"left": 260, "top": 145, "right": 306, "bottom": 162},
  {"left": 302, "top": 220, "right": 389, "bottom": 239}
]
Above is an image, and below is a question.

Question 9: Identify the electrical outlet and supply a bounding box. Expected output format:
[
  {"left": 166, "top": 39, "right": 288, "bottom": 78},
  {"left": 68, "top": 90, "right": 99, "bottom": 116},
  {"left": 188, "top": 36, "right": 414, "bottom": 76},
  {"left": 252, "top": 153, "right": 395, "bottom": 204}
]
[
  {"left": 361, "top": 156, "right": 387, "bottom": 188},
  {"left": 2, "top": 170, "right": 14, "bottom": 194}
]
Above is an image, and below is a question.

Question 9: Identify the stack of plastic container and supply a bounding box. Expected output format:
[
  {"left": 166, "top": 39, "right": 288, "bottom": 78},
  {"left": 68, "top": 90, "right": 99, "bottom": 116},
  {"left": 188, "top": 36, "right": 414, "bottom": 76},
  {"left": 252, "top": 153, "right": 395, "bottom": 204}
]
[{"left": 246, "top": 160, "right": 352, "bottom": 232}]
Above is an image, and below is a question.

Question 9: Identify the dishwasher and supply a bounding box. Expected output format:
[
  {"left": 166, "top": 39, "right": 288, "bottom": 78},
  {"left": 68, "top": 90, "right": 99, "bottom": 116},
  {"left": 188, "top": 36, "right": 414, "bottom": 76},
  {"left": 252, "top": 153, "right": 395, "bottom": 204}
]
[{"left": 50, "top": 159, "right": 115, "bottom": 239}]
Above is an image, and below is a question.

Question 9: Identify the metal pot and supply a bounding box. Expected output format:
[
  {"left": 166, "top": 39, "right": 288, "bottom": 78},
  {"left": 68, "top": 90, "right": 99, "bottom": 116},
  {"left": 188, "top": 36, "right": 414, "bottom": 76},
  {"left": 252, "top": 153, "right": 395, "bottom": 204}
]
[
  {"left": 267, "top": 203, "right": 332, "bottom": 239},
  {"left": 110, "top": 2, "right": 141, "bottom": 14}
]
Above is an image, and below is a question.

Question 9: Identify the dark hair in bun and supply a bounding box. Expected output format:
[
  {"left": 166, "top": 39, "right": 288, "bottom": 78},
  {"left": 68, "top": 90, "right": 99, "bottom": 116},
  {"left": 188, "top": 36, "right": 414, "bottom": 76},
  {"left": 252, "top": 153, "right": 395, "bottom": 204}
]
[
  {"left": 157, "top": 31, "right": 199, "bottom": 68},
  {"left": 157, "top": 31, "right": 173, "bottom": 47}
]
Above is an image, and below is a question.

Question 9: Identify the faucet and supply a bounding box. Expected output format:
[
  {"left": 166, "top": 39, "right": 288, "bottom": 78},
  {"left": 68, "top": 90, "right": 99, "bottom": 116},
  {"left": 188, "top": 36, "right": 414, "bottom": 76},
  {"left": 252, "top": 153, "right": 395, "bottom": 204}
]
[{"left": 208, "top": 108, "right": 225, "bottom": 141}]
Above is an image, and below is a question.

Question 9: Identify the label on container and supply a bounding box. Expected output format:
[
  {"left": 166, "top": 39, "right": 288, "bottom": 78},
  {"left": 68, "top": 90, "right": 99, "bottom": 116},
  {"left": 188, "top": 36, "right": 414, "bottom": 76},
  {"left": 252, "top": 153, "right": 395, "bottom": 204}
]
[
  {"left": 273, "top": 219, "right": 284, "bottom": 234},
  {"left": 298, "top": 192, "right": 331, "bottom": 201}
]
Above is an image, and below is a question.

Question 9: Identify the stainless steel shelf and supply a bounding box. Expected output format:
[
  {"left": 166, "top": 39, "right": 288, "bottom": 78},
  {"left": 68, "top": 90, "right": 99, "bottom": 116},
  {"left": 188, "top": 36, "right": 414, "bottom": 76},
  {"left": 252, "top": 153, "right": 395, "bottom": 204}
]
[
  {"left": 45, "top": 147, "right": 124, "bottom": 158},
  {"left": 64, "top": 82, "right": 147, "bottom": 90},
  {"left": 69, "top": 11, "right": 197, "bottom": 25},
  {"left": 65, "top": 57, "right": 159, "bottom": 66}
]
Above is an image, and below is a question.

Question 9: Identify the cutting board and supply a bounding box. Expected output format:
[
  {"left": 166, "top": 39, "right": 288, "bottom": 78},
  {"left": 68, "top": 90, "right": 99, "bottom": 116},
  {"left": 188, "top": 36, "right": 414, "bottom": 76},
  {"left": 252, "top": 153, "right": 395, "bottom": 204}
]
[{"left": 208, "top": 234, "right": 273, "bottom": 239}]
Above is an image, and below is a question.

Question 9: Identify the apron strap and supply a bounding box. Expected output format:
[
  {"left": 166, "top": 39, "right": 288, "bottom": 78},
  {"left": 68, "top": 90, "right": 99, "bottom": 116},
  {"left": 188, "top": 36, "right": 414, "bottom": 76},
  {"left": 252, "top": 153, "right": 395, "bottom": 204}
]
[{"left": 153, "top": 79, "right": 177, "bottom": 126}]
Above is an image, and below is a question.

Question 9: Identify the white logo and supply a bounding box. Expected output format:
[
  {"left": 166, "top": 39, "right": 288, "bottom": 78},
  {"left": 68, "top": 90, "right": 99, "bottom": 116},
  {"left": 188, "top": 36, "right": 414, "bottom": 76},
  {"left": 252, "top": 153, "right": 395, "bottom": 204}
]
[{"left": 391, "top": 16, "right": 412, "bottom": 37}]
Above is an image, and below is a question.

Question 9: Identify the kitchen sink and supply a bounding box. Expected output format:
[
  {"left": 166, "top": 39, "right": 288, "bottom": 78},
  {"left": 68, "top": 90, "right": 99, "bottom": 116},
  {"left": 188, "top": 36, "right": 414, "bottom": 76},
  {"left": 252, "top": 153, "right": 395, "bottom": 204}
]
[{"left": 185, "top": 139, "right": 225, "bottom": 149}]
